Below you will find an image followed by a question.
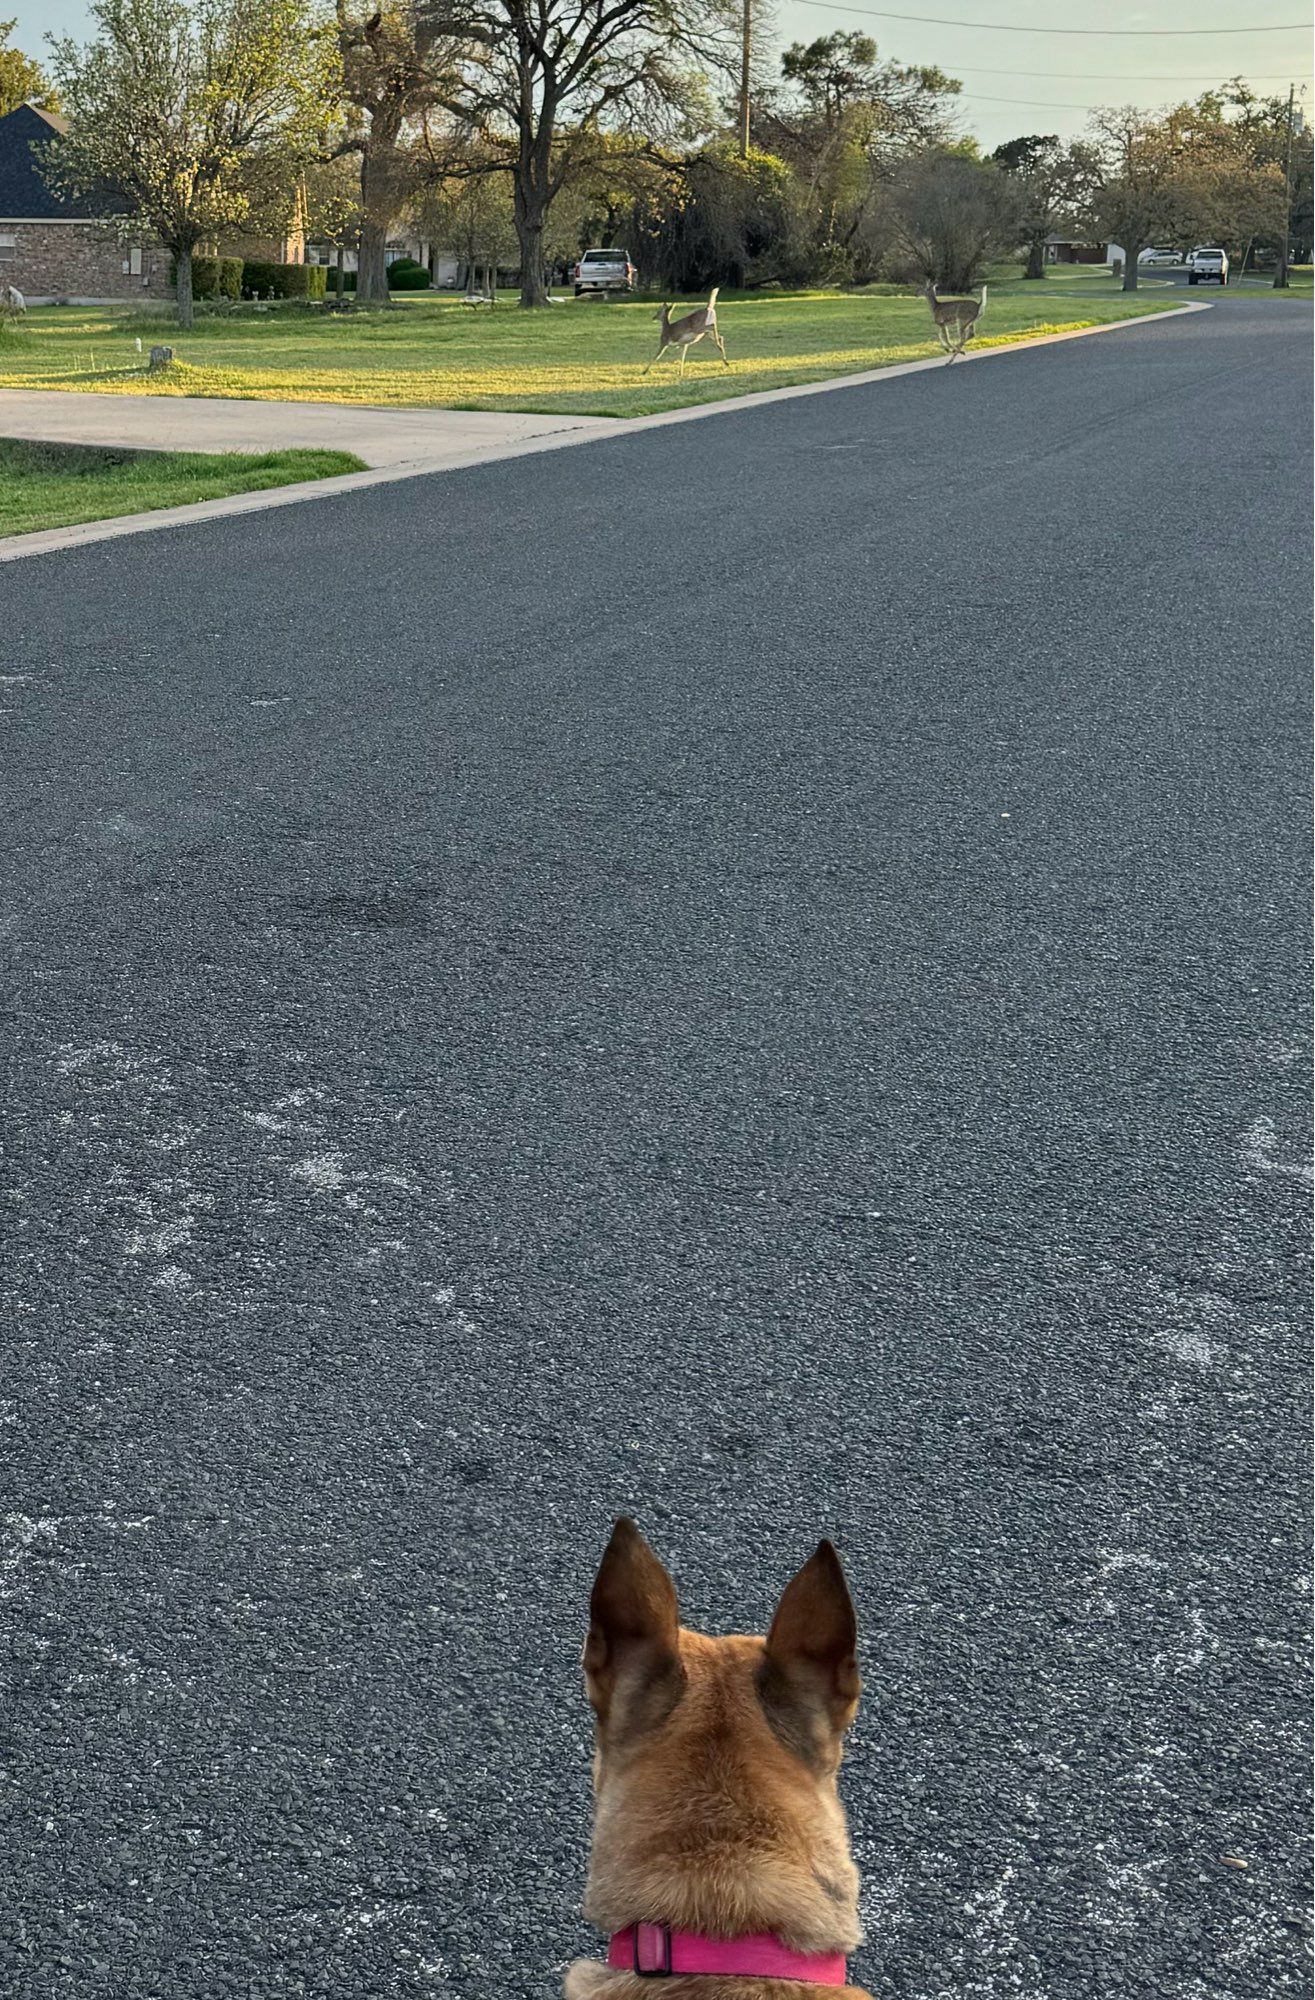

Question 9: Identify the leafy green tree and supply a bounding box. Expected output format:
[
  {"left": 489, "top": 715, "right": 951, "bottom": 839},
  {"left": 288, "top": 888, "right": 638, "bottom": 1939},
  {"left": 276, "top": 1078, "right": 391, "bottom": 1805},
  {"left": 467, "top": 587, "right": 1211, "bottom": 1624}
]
[
  {"left": 992, "top": 132, "right": 1099, "bottom": 278},
  {"left": 48, "top": 0, "right": 333, "bottom": 327},
  {"left": 333, "top": 4, "right": 456, "bottom": 303},
  {"left": 883, "top": 145, "right": 1019, "bottom": 290},
  {"left": 760, "top": 31, "right": 959, "bottom": 280},
  {"left": 0, "top": 18, "right": 58, "bottom": 115},
  {"left": 419, "top": 0, "right": 731, "bottom": 305},
  {"left": 630, "top": 142, "right": 800, "bottom": 290},
  {"left": 1086, "top": 108, "right": 1182, "bottom": 290},
  {"left": 1165, "top": 90, "right": 1291, "bottom": 267},
  {"left": 302, "top": 148, "right": 363, "bottom": 295},
  {"left": 412, "top": 158, "right": 517, "bottom": 288}
]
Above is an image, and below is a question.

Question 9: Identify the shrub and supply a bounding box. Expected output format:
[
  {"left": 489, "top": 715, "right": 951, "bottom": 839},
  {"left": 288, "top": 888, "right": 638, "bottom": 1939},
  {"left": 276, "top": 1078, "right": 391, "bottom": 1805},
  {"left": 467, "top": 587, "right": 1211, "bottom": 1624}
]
[
  {"left": 386, "top": 257, "right": 430, "bottom": 289},
  {"left": 170, "top": 255, "right": 244, "bottom": 298},
  {"left": 241, "top": 260, "right": 328, "bottom": 300}
]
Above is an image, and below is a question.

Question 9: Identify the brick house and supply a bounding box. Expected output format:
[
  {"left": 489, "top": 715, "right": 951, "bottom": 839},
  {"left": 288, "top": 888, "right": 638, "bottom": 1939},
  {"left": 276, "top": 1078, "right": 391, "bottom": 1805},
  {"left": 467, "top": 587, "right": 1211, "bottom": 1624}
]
[
  {"left": 0, "top": 103, "right": 310, "bottom": 303},
  {"left": 0, "top": 102, "right": 172, "bottom": 303}
]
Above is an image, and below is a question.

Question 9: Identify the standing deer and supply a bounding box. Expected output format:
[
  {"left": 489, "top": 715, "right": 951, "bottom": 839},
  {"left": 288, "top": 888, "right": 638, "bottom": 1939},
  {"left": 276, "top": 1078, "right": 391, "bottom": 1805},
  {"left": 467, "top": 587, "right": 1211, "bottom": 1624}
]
[
  {"left": 924, "top": 280, "right": 987, "bottom": 360},
  {"left": 644, "top": 288, "right": 728, "bottom": 374}
]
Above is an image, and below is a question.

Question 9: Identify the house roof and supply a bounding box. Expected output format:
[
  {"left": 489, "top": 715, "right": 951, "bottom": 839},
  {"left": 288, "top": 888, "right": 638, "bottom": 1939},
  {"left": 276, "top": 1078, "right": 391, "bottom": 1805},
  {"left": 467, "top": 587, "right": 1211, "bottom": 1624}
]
[{"left": 0, "top": 102, "right": 119, "bottom": 220}]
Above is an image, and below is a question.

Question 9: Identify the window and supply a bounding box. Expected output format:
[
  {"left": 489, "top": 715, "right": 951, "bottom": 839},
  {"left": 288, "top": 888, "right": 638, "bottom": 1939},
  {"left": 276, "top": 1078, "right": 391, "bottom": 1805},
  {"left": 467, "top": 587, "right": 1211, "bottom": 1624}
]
[{"left": 0, "top": 235, "right": 15, "bottom": 262}]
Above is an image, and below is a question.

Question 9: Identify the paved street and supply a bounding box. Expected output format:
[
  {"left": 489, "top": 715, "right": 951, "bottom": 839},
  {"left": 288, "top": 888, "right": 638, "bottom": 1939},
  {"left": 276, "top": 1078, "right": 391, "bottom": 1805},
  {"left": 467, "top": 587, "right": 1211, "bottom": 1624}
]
[{"left": 1, "top": 298, "right": 1310, "bottom": 1999}]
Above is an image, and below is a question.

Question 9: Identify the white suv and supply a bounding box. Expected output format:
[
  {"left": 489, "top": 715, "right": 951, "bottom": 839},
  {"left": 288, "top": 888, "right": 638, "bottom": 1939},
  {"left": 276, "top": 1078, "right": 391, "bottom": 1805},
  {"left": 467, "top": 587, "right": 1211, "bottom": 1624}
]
[{"left": 1187, "top": 247, "right": 1229, "bottom": 286}]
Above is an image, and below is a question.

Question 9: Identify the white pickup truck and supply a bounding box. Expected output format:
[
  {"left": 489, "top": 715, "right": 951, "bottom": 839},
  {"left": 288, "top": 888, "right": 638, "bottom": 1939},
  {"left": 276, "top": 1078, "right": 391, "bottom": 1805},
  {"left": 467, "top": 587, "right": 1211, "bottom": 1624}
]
[
  {"left": 573, "top": 248, "right": 637, "bottom": 297},
  {"left": 1187, "top": 247, "right": 1229, "bottom": 285}
]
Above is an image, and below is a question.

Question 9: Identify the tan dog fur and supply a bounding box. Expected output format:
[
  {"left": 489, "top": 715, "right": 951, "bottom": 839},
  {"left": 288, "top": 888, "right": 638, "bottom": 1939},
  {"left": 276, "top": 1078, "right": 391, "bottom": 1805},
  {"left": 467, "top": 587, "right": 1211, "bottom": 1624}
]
[{"left": 564, "top": 1520, "right": 874, "bottom": 2000}]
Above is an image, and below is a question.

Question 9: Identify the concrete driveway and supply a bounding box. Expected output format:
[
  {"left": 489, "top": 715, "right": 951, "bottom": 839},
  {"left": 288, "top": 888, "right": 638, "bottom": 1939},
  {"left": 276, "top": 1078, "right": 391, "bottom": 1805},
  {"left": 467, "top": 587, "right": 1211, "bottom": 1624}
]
[{"left": 0, "top": 386, "right": 620, "bottom": 467}]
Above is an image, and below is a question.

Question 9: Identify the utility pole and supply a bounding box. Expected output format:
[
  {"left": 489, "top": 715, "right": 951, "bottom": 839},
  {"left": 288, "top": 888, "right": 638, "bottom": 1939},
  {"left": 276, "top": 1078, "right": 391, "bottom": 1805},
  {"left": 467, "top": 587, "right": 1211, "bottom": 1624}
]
[
  {"left": 1274, "top": 82, "right": 1294, "bottom": 289},
  {"left": 738, "top": 0, "right": 751, "bottom": 159}
]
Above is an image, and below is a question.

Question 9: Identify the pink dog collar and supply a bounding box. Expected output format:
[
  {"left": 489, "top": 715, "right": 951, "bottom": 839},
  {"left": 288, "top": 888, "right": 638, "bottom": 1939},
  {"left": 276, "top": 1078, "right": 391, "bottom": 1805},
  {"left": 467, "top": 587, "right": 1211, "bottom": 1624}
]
[{"left": 608, "top": 1922, "right": 848, "bottom": 1983}]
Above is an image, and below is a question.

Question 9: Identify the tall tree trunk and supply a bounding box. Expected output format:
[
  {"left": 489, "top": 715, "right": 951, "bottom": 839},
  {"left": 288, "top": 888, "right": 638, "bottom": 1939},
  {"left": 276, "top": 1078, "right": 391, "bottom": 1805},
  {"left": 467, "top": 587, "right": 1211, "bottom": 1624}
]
[
  {"left": 1122, "top": 242, "right": 1141, "bottom": 291},
  {"left": 515, "top": 211, "right": 547, "bottom": 305},
  {"left": 357, "top": 121, "right": 401, "bottom": 304},
  {"left": 515, "top": 119, "right": 554, "bottom": 306},
  {"left": 334, "top": 242, "right": 345, "bottom": 299},
  {"left": 175, "top": 245, "right": 194, "bottom": 329},
  {"left": 1025, "top": 236, "right": 1045, "bottom": 279},
  {"left": 357, "top": 219, "right": 390, "bottom": 303}
]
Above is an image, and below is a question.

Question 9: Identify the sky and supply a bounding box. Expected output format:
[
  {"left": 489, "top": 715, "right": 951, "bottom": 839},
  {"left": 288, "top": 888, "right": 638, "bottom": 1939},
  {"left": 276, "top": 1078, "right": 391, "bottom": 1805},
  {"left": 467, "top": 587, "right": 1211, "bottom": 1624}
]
[{"left": 11, "top": 0, "right": 1314, "bottom": 151}]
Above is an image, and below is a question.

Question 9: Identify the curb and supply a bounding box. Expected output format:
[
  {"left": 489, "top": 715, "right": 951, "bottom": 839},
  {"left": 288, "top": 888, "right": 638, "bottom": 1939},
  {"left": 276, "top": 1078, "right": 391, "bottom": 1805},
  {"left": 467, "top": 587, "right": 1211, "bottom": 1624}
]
[{"left": 0, "top": 303, "right": 1211, "bottom": 564}]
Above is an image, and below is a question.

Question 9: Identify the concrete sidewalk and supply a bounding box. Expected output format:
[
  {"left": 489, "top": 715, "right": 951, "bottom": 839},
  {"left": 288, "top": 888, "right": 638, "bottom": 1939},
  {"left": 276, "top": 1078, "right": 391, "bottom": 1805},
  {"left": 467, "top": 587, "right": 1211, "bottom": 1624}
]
[{"left": 0, "top": 387, "right": 621, "bottom": 467}]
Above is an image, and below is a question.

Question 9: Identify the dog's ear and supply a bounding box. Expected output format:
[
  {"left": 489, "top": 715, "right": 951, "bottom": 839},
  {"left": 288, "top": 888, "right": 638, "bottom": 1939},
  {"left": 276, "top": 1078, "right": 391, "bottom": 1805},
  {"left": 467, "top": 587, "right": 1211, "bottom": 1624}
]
[
  {"left": 761, "top": 1540, "right": 860, "bottom": 1743},
  {"left": 582, "top": 1517, "right": 683, "bottom": 1726}
]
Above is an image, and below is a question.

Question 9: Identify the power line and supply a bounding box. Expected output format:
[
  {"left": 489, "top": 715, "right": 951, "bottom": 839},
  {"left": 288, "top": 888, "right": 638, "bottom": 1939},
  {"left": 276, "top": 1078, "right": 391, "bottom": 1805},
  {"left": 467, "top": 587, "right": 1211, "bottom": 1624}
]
[
  {"left": 946, "top": 61, "right": 1307, "bottom": 80},
  {"left": 792, "top": 1, "right": 1310, "bottom": 35},
  {"left": 954, "top": 80, "right": 1310, "bottom": 108},
  {"left": 956, "top": 89, "right": 1134, "bottom": 106}
]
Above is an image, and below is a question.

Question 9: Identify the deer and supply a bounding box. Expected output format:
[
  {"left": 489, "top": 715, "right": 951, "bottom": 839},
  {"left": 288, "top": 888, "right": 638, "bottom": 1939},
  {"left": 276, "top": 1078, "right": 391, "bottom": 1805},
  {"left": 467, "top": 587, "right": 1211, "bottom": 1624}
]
[
  {"left": 924, "top": 280, "right": 987, "bottom": 361},
  {"left": 644, "top": 287, "right": 728, "bottom": 374}
]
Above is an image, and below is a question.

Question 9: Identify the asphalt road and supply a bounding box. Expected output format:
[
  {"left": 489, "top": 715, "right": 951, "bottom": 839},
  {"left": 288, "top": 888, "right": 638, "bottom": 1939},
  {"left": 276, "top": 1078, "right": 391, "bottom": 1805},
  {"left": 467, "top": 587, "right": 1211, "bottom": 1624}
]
[{"left": 2, "top": 298, "right": 1311, "bottom": 2000}]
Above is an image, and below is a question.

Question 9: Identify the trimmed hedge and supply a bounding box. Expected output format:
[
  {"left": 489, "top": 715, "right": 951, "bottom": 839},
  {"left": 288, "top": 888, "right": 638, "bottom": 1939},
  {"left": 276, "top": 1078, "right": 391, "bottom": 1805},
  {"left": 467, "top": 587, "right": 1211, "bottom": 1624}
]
[
  {"left": 386, "top": 256, "right": 431, "bottom": 290},
  {"left": 242, "top": 260, "right": 328, "bottom": 300},
  {"left": 170, "top": 255, "right": 244, "bottom": 299},
  {"left": 325, "top": 262, "right": 432, "bottom": 295}
]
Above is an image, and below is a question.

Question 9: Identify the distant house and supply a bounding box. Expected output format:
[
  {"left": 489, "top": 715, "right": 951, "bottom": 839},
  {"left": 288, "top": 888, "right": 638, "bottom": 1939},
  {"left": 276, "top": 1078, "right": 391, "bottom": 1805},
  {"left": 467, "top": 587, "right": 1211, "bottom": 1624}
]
[
  {"left": 304, "top": 232, "right": 520, "bottom": 292},
  {"left": 0, "top": 103, "right": 306, "bottom": 304},
  {"left": 0, "top": 102, "right": 172, "bottom": 303},
  {"left": 1044, "top": 234, "right": 1111, "bottom": 265}
]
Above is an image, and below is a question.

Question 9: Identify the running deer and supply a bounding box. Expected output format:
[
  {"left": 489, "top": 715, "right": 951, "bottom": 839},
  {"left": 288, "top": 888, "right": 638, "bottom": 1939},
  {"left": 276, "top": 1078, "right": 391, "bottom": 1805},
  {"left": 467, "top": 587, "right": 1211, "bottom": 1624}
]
[
  {"left": 644, "top": 288, "right": 728, "bottom": 374},
  {"left": 924, "top": 280, "right": 987, "bottom": 360}
]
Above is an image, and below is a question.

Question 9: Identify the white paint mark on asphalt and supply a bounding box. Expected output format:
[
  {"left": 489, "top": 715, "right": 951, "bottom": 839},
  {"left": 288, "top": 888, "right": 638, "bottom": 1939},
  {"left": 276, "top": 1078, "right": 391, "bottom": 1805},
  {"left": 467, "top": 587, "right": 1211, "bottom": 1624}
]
[
  {"left": 1254, "top": 1034, "right": 1303, "bottom": 1067},
  {"left": 290, "top": 1152, "right": 347, "bottom": 1192},
  {"left": 1147, "top": 1284, "right": 1242, "bottom": 1369},
  {"left": 1154, "top": 1322, "right": 1216, "bottom": 1368},
  {"left": 1086, "top": 1549, "right": 1161, "bottom": 1619},
  {"left": 955, "top": 1862, "right": 1046, "bottom": 2000},
  {"left": 53, "top": 1041, "right": 173, "bottom": 1093},
  {"left": 244, "top": 1088, "right": 325, "bottom": 1136},
  {"left": 1241, "top": 1116, "right": 1314, "bottom": 1188},
  {"left": 126, "top": 1216, "right": 193, "bottom": 1257},
  {"left": 0, "top": 1514, "right": 59, "bottom": 1603}
]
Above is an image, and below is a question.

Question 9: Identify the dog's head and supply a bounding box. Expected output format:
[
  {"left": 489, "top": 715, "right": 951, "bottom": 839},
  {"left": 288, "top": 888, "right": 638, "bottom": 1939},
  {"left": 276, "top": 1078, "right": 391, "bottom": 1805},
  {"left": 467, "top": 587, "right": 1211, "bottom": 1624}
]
[{"left": 577, "top": 1518, "right": 863, "bottom": 1953}]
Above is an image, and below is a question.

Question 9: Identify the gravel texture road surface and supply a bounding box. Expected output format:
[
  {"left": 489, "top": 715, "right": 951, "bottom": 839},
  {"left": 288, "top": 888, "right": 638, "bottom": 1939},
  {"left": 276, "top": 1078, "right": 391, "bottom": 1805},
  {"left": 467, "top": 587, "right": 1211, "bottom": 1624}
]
[{"left": 2, "top": 296, "right": 1311, "bottom": 1999}]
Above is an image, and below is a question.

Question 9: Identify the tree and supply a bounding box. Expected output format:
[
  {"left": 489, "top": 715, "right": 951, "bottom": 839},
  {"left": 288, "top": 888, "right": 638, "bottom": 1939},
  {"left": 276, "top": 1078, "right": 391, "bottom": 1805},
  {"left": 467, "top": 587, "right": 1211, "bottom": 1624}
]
[
  {"left": 1086, "top": 108, "right": 1181, "bottom": 291},
  {"left": 882, "top": 146, "right": 1019, "bottom": 291},
  {"left": 47, "top": 0, "right": 332, "bottom": 328},
  {"left": 630, "top": 141, "right": 800, "bottom": 289},
  {"left": 0, "top": 18, "right": 58, "bottom": 115},
  {"left": 1165, "top": 90, "right": 1288, "bottom": 269},
  {"left": 1208, "top": 81, "right": 1313, "bottom": 267},
  {"left": 992, "top": 132, "right": 1099, "bottom": 279},
  {"left": 412, "top": 157, "right": 517, "bottom": 288},
  {"left": 759, "top": 31, "right": 959, "bottom": 281},
  {"left": 303, "top": 149, "right": 363, "bottom": 296},
  {"left": 420, "top": 0, "right": 731, "bottom": 305},
  {"left": 333, "top": 3, "right": 455, "bottom": 303}
]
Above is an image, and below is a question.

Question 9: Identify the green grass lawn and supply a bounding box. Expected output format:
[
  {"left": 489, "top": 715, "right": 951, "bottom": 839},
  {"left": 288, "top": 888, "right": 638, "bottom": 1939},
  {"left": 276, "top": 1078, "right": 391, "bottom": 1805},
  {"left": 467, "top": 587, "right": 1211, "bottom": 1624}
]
[
  {"left": 0, "top": 274, "right": 1189, "bottom": 418},
  {"left": 0, "top": 436, "right": 364, "bottom": 537}
]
